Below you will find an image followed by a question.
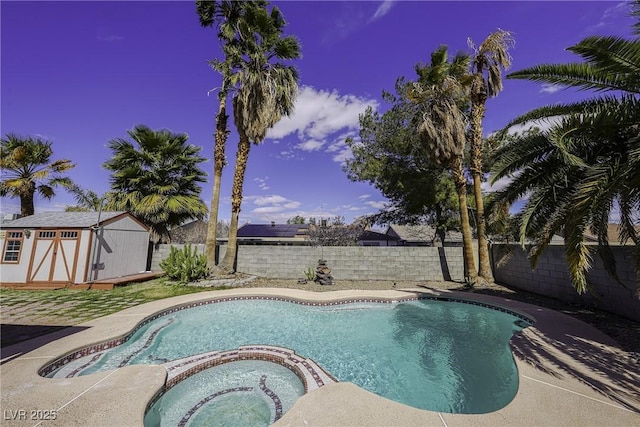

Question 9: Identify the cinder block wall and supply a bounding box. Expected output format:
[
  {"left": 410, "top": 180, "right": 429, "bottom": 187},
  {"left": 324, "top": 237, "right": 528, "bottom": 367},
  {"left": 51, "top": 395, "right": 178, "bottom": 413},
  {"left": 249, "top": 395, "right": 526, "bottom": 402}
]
[
  {"left": 151, "top": 244, "right": 465, "bottom": 282},
  {"left": 151, "top": 243, "right": 638, "bottom": 321},
  {"left": 492, "top": 244, "right": 639, "bottom": 322},
  {"left": 150, "top": 244, "right": 206, "bottom": 272}
]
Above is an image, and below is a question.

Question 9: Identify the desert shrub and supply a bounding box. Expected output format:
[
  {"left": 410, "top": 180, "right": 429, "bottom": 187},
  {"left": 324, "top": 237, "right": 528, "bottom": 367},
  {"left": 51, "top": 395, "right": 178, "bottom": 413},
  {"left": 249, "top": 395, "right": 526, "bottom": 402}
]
[
  {"left": 304, "top": 266, "right": 315, "bottom": 281},
  {"left": 160, "top": 245, "right": 209, "bottom": 284}
]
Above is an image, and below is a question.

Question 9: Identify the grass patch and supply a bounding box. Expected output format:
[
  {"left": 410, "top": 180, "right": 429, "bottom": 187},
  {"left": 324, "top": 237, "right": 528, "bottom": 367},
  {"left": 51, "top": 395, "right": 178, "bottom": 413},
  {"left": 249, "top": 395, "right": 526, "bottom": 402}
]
[{"left": 0, "top": 278, "right": 230, "bottom": 322}]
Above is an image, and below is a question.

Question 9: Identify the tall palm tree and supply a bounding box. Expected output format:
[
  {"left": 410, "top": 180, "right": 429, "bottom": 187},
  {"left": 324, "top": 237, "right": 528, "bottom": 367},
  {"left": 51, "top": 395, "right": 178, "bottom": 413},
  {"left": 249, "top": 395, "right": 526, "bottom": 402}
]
[
  {"left": 490, "top": 1, "right": 640, "bottom": 293},
  {"left": 196, "top": 0, "right": 257, "bottom": 270},
  {"left": 468, "top": 30, "right": 515, "bottom": 283},
  {"left": 0, "top": 134, "right": 74, "bottom": 216},
  {"left": 410, "top": 46, "right": 478, "bottom": 284},
  {"left": 65, "top": 184, "right": 105, "bottom": 212},
  {"left": 103, "top": 125, "right": 208, "bottom": 243},
  {"left": 218, "top": 2, "right": 300, "bottom": 273}
]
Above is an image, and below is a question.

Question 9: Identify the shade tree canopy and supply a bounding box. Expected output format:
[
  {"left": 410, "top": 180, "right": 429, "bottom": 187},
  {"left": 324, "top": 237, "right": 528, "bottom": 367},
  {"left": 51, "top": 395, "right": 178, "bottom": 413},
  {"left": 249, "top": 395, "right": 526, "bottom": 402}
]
[{"left": 344, "top": 76, "right": 460, "bottom": 245}]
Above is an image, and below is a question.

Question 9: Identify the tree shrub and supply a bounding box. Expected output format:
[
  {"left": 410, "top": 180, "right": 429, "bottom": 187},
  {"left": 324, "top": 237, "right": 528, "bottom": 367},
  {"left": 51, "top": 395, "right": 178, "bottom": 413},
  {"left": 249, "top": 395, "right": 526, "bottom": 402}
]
[{"left": 160, "top": 245, "right": 209, "bottom": 284}]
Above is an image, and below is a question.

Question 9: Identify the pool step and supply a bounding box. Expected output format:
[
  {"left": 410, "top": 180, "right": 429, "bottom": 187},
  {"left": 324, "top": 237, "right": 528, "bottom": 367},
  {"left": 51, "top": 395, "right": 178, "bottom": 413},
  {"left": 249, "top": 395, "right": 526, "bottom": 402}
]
[{"left": 163, "top": 345, "right": 337, "bottom": 394}]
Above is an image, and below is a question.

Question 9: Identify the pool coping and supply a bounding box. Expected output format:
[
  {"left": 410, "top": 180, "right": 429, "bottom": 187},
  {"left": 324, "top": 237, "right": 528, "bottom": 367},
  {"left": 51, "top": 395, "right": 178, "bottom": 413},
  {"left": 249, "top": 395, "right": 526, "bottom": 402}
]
[{"left": 1, "top": 287, "right": 638, "bottom": 426}]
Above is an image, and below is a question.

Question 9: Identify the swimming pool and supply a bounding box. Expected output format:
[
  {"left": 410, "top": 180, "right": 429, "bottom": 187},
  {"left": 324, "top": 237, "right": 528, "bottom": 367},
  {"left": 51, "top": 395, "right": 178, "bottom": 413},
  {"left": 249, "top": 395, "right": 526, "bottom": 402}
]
[{"left": 43, "top": 296, "right": 531, "bottom": 415}]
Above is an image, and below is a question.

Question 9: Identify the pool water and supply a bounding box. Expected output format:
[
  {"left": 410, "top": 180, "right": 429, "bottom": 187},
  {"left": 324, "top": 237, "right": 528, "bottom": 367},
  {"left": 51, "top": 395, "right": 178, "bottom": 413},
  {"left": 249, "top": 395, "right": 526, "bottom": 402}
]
[
  {"left": 49, "top": 298, "right": 530, "bottom": 414},
  {"left": 144, "top": 360, "right": 304, "bottom": 427}
]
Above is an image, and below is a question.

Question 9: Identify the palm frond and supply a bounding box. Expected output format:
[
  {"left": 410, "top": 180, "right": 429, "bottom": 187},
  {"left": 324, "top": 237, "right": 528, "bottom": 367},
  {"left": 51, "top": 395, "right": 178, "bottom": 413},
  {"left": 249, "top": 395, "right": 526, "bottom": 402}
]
[
  {"left": 568, "top": 36, "right": 640, "bottom": 86},
  {"left": 507, "top": 63, "right": 634, "bottom": 93},
  {"left": 633, "top": 0, "right": 640, "bottom": 37}
]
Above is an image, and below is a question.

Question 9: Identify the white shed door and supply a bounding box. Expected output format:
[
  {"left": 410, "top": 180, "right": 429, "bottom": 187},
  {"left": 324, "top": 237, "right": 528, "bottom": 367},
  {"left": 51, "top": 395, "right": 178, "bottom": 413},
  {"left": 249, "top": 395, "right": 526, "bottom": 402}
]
[{"left": 28, "top": 230, "right": 81, "bottom": 283}]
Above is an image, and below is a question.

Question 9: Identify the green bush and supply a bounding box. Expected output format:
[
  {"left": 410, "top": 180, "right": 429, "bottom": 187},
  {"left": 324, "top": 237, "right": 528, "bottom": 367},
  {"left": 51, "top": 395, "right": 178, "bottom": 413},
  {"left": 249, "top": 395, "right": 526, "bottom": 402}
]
[
  {"left": 160, "top": 245, "right": 209, "bottom": 284},
  {"left": 304, "top": 266, "right": 315, "bottom": 281}
]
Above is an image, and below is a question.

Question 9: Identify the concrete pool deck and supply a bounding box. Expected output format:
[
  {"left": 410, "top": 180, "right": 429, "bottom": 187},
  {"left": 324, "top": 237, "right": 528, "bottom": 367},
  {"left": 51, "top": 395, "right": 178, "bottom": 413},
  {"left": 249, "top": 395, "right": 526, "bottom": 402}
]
[{"left": 1, "top": 287, "right": 638, "bottom": 426}]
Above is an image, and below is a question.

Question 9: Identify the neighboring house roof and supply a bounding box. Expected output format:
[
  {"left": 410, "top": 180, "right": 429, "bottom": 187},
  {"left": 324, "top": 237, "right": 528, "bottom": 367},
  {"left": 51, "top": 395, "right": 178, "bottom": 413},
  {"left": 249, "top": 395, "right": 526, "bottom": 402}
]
[
  {"left": 237, "top": 223, "right": 309, "bottom": 239},
  {"left": 584, "top": 224, "right": 640, "bottom": 245},
  {"left": 358, "top": 229, "right": 399, "bottom": 242},
  {"left": 0, "top": 211, "right": 135, "bottom": 229},
  {"left": 386, "top": 224, "right": 463, "bottom": 244}
]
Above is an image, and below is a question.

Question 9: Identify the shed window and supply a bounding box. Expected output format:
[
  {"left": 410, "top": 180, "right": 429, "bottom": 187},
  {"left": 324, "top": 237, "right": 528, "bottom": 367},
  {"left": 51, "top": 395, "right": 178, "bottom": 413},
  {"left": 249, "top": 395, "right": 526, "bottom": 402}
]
[
  {"left": 60, "top": 231, "right": 78, "bottom": 239},
  {"left": 2, "top": 231, "right": 24, "bottom": 263},
  {"left": 38, "top": 231, "right": 56, "bottom": 239}
]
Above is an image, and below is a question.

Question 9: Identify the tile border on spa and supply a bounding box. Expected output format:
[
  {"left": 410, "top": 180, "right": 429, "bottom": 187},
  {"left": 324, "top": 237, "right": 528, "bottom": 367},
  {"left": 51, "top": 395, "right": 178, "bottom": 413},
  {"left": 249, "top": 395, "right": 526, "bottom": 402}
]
[
  {"left": 38, "top": 293, "right": 535, "bottom": 377},
  {"left": 145, "top": 345, "right": 338, "bottom": 415}
]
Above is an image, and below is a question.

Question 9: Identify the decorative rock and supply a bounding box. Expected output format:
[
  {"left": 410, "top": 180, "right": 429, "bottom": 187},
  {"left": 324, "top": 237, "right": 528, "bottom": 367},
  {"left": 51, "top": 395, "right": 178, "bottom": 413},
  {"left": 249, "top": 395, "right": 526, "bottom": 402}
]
[{"left": 314, "top": 259, "right": 334, "bottom": 285}]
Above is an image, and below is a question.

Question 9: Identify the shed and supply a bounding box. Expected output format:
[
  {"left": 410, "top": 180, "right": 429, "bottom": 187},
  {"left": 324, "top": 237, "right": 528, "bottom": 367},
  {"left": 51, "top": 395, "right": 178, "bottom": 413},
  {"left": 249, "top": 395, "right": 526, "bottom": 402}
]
[{"left": 0, "top": 211, "right": 150, "bottom": 287}]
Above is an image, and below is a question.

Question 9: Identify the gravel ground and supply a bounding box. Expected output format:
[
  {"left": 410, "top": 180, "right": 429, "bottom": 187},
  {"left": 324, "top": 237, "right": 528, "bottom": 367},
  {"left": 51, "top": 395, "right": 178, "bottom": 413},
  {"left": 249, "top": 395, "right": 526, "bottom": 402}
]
[{"left": 241, "top": 277, "right": 640, "bottom": 355}]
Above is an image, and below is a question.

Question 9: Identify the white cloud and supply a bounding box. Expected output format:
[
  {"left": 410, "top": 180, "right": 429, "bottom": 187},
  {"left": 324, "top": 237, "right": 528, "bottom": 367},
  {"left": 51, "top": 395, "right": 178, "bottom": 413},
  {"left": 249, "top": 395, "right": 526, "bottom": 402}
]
[
  {"left": 482, "top": 175, "right": 513, "bottom": 193},
  {"left": 254, "top": 177, "right": 270, "bottom": 191},
  {"left": 243, "top": 194, "right": 302, "bottom": 219},
  {"left": 540, "top": 83, "right": 562, "bottom": 94},
  {"left": 358, "top": 194, "right": 371, "bottom": 200},
  {"left": 504, "top": 116, "right": 563, "bottom": 135},
  {"left": 371, "top": 1, "right": 395, "bottom": 22},
  {"left": 277, "top": 149, "right": 297, "bottom": 160},
  {"left": 325, "top": 141, "right": 343, "bottom": 153},
  {"left": 365, "top": 200, "right": 388, "bottom": 209},
  {"left": 253, "top": 206, "right": 286, "bottom": 214},
  {"left": 297, "top": 139, "right": 325, "bottom": 152},
  {"left": 268, "top": 86, "right": 377, "bottom": 154},
  {"left": 251, "top": 195, "right": 289, "bottom": 206},
  {"left": 283, "top": 201, "right": 301, "bottom": 209},
  {"left": 332, "top": 149, "right": 353, "bottom": 163},
  {"left": 585, "top": 2, "right": 629, "bottom": 34}
]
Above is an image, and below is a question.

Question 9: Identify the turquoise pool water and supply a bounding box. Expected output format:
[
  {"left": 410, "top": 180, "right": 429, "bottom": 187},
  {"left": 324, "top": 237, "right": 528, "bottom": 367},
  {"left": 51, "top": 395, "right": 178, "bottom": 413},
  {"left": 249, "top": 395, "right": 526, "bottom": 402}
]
[
  {"left": 49, "top": 298, "right": 530, "bottom": 414},
  {"left": 144, "top": 360, "right": 304, "bottom": 427}
]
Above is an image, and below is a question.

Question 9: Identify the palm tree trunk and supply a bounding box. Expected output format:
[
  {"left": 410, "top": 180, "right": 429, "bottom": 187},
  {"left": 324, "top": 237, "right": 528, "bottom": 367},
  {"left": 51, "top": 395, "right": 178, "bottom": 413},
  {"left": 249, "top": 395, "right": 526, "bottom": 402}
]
[
  {"left": 205, "top": 98, "right": 229, "bottom": 270},
  {"left": 20, "top": 185, "right": 35, "bottom": 217},
  {"left": 470, "top": 100, "right": 494, "bottom": 282},
  {"left": 219, "top": 132, "right": 251, "bottom": 274},
  {"left": 451, "top": 156, "right": 478, "bottom": 284}
]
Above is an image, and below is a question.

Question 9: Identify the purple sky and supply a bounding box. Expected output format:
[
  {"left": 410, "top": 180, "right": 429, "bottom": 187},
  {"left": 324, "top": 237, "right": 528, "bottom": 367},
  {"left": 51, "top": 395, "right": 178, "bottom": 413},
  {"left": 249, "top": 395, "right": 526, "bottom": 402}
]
[{"left": 1, "top": 1, "right": 636, "bottom": 225}]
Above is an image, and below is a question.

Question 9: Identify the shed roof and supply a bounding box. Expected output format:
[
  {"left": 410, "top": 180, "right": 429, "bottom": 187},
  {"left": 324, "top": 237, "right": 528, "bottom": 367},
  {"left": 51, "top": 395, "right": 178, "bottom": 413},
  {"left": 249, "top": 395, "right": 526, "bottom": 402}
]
[{"left": 0, "top": 211, "right": 130, "bottom": 229}]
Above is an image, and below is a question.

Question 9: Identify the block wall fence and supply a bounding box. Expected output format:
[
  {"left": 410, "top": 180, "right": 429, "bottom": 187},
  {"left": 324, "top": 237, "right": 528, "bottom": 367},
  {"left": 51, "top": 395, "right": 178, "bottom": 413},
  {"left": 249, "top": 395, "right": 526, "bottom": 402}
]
[
  {"left": 491, "top": 244, "right": 639, "bottom": 322},
  {"left": 150, "top": 244, "right": 466, "bottom": 282},
  {"left": 150, "top": 243, "right": 639, "bottom": 321}
]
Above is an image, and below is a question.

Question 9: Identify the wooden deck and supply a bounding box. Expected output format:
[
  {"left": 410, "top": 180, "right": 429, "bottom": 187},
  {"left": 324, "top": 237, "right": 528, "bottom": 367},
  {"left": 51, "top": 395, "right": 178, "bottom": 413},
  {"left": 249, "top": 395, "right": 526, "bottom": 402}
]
[{"left": 1, "top": 272, "right": 164, "bottom": 291}]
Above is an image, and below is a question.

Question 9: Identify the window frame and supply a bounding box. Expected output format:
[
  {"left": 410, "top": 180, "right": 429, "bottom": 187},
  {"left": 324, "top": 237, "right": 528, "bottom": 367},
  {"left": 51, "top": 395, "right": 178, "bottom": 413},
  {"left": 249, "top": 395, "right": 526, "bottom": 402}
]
[{"left": 2, "top": 231, "right": 25, "bottom": 264}]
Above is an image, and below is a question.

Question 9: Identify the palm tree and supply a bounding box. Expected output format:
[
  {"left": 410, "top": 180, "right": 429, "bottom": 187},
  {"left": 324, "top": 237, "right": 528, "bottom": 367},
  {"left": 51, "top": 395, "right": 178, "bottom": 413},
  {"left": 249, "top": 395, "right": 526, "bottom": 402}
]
[
  {"left": 218, "top": 2, "right": 300, "bottom": 273},
  {"left": 410, "top": 46, "right": 478, "bottom": 284},
  {"left": 0, "top": 134, "right": 75, "bottom": 216},
  {"left": 468, "top": 30, "right": 515, "bottom": 283},
  {"left": 65, "top": 184, "right": 104, "bottom": 212},
  {"left": 490, "top": 1, "right": 640, "bottom": 293},
  {"left": 103, "top": 125, "right": 208, "bottom": 243},
  {"left": 197, "top": 0, "right": 255, "bottom": 270}
]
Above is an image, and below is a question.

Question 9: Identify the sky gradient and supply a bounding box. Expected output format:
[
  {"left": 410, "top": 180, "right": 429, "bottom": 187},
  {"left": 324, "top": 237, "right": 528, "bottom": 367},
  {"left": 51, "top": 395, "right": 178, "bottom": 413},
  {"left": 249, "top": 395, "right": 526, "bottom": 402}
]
[{"left": 1, "top": 0, "right": 636, "bottom": 225}]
